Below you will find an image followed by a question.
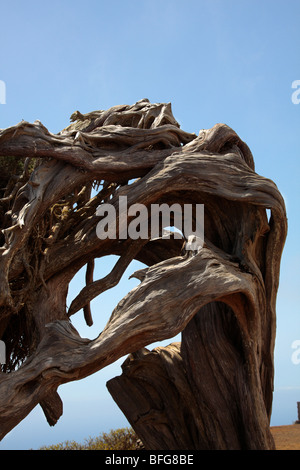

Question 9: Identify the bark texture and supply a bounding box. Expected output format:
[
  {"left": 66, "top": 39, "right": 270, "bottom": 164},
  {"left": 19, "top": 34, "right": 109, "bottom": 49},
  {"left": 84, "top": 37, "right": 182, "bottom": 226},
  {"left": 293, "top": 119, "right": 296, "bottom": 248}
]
[{"left": 0, "top": 99, "right": 287, "bottom": 449}]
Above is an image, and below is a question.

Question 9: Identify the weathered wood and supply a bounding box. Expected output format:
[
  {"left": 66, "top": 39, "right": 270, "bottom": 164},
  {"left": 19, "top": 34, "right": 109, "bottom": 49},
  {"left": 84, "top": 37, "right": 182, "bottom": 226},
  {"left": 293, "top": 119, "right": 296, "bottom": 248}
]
[
  {"left": 0, "top": 99, "right": 287, "bottom": 448},
  {"left": 107, "top": 344, "right": 203, "bottom": 450},
  {"left": 39, "top": 390, "right": 63, "bottom": 427}
]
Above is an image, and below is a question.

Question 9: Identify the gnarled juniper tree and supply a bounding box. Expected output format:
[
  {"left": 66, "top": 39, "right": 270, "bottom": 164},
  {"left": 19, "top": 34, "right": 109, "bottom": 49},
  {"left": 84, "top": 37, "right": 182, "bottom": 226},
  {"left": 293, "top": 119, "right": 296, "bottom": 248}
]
[{"left": 0, "top": 100, "right": 287, "bottom": 449}]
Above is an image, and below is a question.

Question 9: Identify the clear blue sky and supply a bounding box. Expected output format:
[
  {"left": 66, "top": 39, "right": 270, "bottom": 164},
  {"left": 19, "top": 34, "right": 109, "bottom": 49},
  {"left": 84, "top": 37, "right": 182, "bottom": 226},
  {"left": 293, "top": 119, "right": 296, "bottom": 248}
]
[{"left": 0, "top": 0, "right": 300, "bottom": 450}]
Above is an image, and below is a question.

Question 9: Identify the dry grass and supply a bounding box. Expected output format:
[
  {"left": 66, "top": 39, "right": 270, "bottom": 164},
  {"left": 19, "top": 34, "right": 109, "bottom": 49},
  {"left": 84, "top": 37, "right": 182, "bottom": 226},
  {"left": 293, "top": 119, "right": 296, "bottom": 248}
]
[{"left": 271, "top": 425, "right": 300, "bottom": 450}]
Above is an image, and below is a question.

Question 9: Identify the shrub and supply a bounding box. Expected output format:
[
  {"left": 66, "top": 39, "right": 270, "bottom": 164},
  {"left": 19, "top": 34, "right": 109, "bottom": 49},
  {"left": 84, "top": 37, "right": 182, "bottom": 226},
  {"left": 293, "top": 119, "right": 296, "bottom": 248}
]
[{"left": 39, "top": 427, "right": 140, "bottom": 450}]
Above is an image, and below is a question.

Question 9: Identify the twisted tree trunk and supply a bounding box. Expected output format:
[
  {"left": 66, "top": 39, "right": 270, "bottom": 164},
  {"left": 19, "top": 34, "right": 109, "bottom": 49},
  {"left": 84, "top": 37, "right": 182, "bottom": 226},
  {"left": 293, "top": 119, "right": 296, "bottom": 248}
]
[{"left": 0, "top": 100, "right": 287, "bottom": 449}]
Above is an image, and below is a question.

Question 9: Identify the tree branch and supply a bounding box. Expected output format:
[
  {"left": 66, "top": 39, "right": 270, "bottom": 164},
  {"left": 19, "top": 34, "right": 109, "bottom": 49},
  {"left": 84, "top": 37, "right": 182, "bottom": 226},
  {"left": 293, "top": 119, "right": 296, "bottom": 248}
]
[{"left": 0, "top": 245, "right": 261, "bottom": 439}]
